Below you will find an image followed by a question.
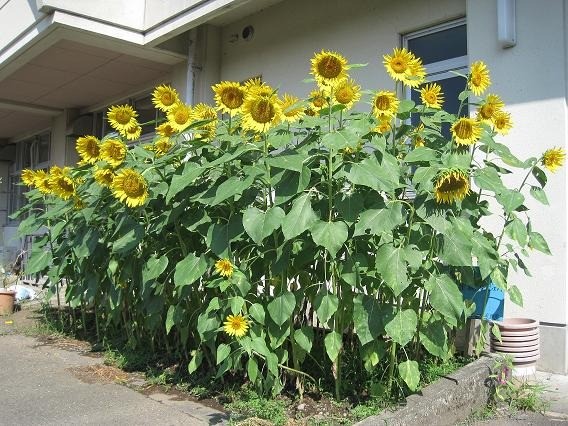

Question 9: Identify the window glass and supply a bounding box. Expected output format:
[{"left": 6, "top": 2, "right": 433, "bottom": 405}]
[{"left": 407, "top": 24, "right": 467, "bottom": 64}]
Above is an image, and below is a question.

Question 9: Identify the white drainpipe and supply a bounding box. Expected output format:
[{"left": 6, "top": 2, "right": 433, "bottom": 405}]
[{"left": 186, "top": 28, "right": 199, "bottom": 105}]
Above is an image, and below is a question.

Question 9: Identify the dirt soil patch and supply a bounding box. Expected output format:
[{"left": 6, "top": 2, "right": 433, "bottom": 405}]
[{"left": 69, "top": 364, "right": 130, "bottom": 384}]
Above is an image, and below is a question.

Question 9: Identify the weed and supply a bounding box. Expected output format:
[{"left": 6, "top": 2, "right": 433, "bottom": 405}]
[{"left": 226, "top": 386, "right": 287, "bottom": 426}]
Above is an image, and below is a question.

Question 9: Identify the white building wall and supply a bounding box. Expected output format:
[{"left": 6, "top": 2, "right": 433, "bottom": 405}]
[
  {"left": 468, "top": 0, "right": 568, "bottom": 374},
  {"left": 219, "top": 0, "right": 465, "bottom": 96}
]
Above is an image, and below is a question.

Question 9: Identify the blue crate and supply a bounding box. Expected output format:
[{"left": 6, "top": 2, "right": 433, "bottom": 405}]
[{"left": 461, "top": 282, "right": 504, "bottom": 321}]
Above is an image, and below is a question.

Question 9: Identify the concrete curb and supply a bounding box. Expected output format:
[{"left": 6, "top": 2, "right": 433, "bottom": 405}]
[{"left": 357, "top": 356, "right": 495, "bottom": 426}]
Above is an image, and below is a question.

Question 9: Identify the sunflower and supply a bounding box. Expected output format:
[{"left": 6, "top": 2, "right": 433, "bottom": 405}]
[
  {"left": 73, "top": 196, "right": 85, "bottom": 210},
  {"left": 111, "top": 168, "right": 148, "bottom": 208},
  {"left": 374, "top": 116, "right": 392, "bottom": 134},
  {"left": 76, "top": 135, "right": 100, "bottom": 165},
  {"left": 405, "top": 58, "right": 426, "bottom": 88},
  {"left": 334, "top": 78, "right": 361, "bottom": 109},
  {"left": 241, "top": 94, "right": 282, "bottom": 133},
  {"left": 212, "top": 81, "right": 245, "bottom": 116},
  {"left": 382, "top": 48, "right": 425, "bottom": 88},
  {"left": 94, "top": 167, "right": 115, "bottom": 187},
  {"left": 477, "top": 94, "right": 504, "bottom": 122},
  {"left": 311, "top": 50, "right": 348, "bottom": 86},
  {"left": 34, "top": 170, "right": 52, "bottom": 194},
  {"left": 123, "top": 123, "right": 142, "bottom": 141},
  {"left": 49, "top": 167, "right": 75, "bottom": 200},
  {"left": 107, "top": 104, "right": 138, "bottom": 133},
  {"left": 152, "top": 84, "right": 179, "bottom": 112},
  {"left": 156, "top": 122, "right": 176, "bottom": 137},
  {"left": 469, "top": 61, "right": 491, "bottom": 96},
  {"left": 420, "top": 83, "right": 444, "bottom": 109},
  {"left": 541, "top": 147, "right": 566, "bottom": 172},
  {"left": 223, "top": 314, "right": 249, "bottom": 338},
  {"left": 383, "top": 48, "right": 414, "bottom": 81},
  {"left": 21, "top": 169, "right": 37, "bottom": 186},
  {"left": 193, "top": 103, "right": 218, "bottom": 140},
  {"left": 492, "top": 111, "right": 513, "bottom": 135},
  {"left": 244, "top": 78, "right": 274, "bottom": 98},
  {"left": 153, "top": 137, "right": 173, "bottom": 157},
  {"left": 309, "top": 89, "right": 328, "bottom": 111},
  {"left": 100, "top": 139, "right": 127, "bottom": 168},
  {"left": 434, "top": 169, "right": 470, "bottom": 204},
  {"left": 372, "top": 91, "right": 399, "bottom": 118},
  {"left": 280, "top": 94, "right": 304, "bottom": 123},
  {"left": 451, "top": 117, "right": 482, "bottom": 146},
  {"left": 215, "top": 258, "right": 234, "bottom": 278},
  {"left": 412, "top": 123, "right": 426, "bottom": 147},
  {"left": 167, "top": 102, "right": 195, "bottom": 133}
]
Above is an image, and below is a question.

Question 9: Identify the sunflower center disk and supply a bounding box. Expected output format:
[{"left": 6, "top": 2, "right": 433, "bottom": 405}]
[
  {"left": 115, "top": 111, "right": 131, "bottom": 125},
  {"left": 391, "top": 59, "right": 406, "bottom": 73},
  {"left": 336, "top": 88, "right": 354, "bottom": 104},
  {"left": 454, "top": 120, "right": 473, "bottom": 139},
  {"left": 317, "top": 57, "right": 342, "bottom": 79},
  {"left": 123, "top": 176, "right": 145, "bottom": 197},
  {"left": 375, "top": 95, "right": 391, "bottom": 111},
  {"left": 221, "top": 89, "right": 244, "bottom": 109},
  {"left": 251, "top": 99, "right": 275, "bottom": 124},
  {"left": 174, "top": 111, "right": 189, "bottom": 125}
]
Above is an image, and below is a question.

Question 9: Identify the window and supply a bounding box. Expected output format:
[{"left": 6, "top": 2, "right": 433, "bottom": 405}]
[
  {"left": 404, "top": 20, "right": 468, "bottom": 132},
  {"left": 8, "top": 132, "right": 51, "bottom": 218}
]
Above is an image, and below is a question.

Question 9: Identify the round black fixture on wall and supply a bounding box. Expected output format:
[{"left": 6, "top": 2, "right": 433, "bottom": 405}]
[{"left": 242, "top": 25, "right": 254, "bottom": 41}]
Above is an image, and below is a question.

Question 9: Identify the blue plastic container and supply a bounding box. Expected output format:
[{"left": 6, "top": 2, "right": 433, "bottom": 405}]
[{"left": 461, "top": 282, "right": 504, "bottom": 321}]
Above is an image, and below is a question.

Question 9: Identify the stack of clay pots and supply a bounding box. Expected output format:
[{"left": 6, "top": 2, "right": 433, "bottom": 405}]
[{"left": 491, "top": 318, "right": 539, "bottom": 376}]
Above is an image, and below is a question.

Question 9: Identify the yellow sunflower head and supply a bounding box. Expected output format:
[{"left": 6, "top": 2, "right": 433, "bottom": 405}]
[
  {"left": 280, "top": 93, "right": 305, "bottom": 123},
  {"left": 76, "top": 135, "right": 100, "bottom": 165},
  {"left": 111, "top": 168, "right": 148, "bottom": 208},
  {"left": 382, "top": 48, "right": 425, "bottom": 87},
  {"left": 492, "top": 110, "right": 513, "bottom": 135},
  {"left": 100, "top": 139, "right": 127, "bottom": 168},
  {"left": 310, "top": 50, "right": 348, "bottom": 86},
  {"left": 383, "top": 48, "right": 414, "bottom": 80},
  {"left": 107, "top": 104, "right": 138, "bottom": 132},
  {"left": 223, "top": 314, "right": 249, "bottom": 338},
  {"left": 451, "top": 117, "right": 482, "bottom": 146},
  {"left": 405, "top": 58, "right": 426, "bottom": 88},
  {"left": 123, "top": 123, "right": 142, "bottom": 141},
  {"left": 34, "top": 170, "right": 52, "bottom": 194},
  {"left": 310, "top": 89, "right": 328, "bottom": 111},
  {"left": 334, "top": 78, "right": 361, "bottom": 109},
  {"left": 241, "top": 94, "right": 282, "bottom": 133},
  {"left": 244, "top": 78, "right": 274, "bottom": 98},
  {"left": 152, "top": 84, "right": 179, "bottom": 112},
  {"left": 541, "top": 147, "right": 566, "bottom": 173},
  {"left": 94, "top": 167, "right": 115, "bottom": 187},
  {"left": 434, "top": 169, "right": 470, "bottom": 204},
  {"left": 167, "top": 102, "right": 195, "bottom": 133},
  {"left": 49, "top": 168, "right": 75, "bottom": 200},
  {"left": 212, "top": 81, "right": 245, "bottom": 116},
  {"left": 372, "top": 91, "right": 399, "bottom": 118},
  {"left": 193, "top": 103, "right": 218, "bottom": 140},
  {"left": 21, "top": 169, "right": 37, "bottom": 186},
  {"left": 477, "top": 94, "right": 504, "bottom": 122},
  {"left": 156, "top": 122, "right": 177, "bottom": 137},
  {"left": 153, "top": 137, "right": 173, "bottom": 157},
  {"left": 420, "top": 83, "right": 444, "bottom": 109},
  {"left": 469, "top": 61, "right": 491, "bottom": 96},
  {"left": 215, "top": 258, "right": 234, "bottom": 278},
  {"left": 73, "top": 196, "right": 85, "bottom": 210},
  {"left": 374, "top": 116, "right": 392, "bottom": 134}
]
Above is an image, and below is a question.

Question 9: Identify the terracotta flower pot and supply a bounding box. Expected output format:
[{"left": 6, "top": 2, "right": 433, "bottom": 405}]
[
  {"left": 491, "top": 318, "right": 540, "bottom": 376},
  {"left": 0, "top": 289, "right": 16, "bottom": 315}
]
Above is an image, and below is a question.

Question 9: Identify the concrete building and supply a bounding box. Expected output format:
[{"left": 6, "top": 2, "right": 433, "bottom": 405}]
[{"left": 0, "top": 0, "right": 566, "bottom": 373}]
